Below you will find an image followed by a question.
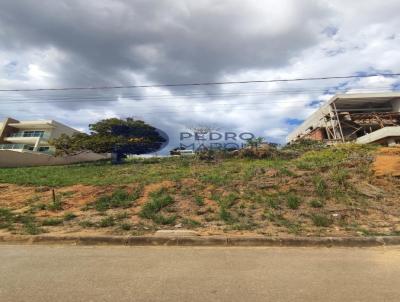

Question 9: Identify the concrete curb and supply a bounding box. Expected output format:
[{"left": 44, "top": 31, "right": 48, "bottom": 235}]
[{"left": 1, "top": 235, "right": 400, "bottom": 247}]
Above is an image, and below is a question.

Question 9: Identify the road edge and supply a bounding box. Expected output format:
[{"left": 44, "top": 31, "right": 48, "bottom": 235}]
[{"left": 0, "top": 235, "right": 400, "bottom": 247}]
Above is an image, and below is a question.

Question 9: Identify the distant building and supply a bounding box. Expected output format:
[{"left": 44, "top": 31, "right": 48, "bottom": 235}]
[
  {"left": 287, "top": 92, "right": 400, "bottom": 146},
  {"left": 0, "top": 117, "right": 79, "bottom": 154}
]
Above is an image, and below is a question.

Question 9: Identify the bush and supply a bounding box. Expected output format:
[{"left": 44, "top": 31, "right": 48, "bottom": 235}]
[
  {"left": 64, "top": 212, "right": 77, "bottom": 221},
  {"left": 331, "top": 168, "right": 349, "bottom": 186},
  {"left": 309, "top": 199, "right": 324, "bottom": 208},
  {"left": 92, "top": 188, "right": 139, "bottom": 212},
  {"left": 311, "top": 214, "right": 332, "bottom": 227},
  {"left": 182, "top": 218, "right": 201, "bottom": 228},
  {"left": 79, "top": 220, "right": 96, "bottom": 228},
  {"left": 42, "top": 218, "right": 63, "bottom": 226},
  {"left": 0, "top": 208, "right": 15, "bottom": 229},
  {"left": 194, "top": 196, "right": 205, "bottom": 206},
  {"left": 313, "top": 175, "right": 327, "bottom": 197},
  {"left": 19, "top": 215, "right": 42, "bottom": 234},
  {"left": 152, "top": 214, "right": 177, "bottom": 225},
  {"left": 219, "top": 206, "right": 234, "bottom": 223},
  {"left": 98, "top": 216, "right": 115, "bottom": 228},
  {"left": 119, "top": 222, "right": 132, "bottom": 230},
  {"left": 286, "top": 194, "right": 301, "bottom": 210}
]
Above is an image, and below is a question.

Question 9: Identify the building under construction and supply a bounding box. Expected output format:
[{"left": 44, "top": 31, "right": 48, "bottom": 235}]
[{"left": 287, "top": 92, "right": 400, "bottom": 146}]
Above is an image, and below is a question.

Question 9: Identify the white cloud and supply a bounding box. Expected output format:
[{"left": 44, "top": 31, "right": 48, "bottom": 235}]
[{"left": 0, "top": 0, "right": 399, "bottom": 151}]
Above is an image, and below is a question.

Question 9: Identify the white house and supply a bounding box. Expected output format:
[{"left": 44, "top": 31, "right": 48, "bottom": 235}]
[{"left": 0, "top": 117, "right": 79, "bottom": 154}]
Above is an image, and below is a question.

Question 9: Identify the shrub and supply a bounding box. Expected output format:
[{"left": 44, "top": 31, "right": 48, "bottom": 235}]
[
  {"left": 79, "top": 220, "right": 96, "bottom": 228},
  {"left": 224, "top": 193, "right": 239, "bottom": 207},
  {"left": 64, "top": 212, "right": 77, "bottom": 221},
  {"left": 331, "top": 168, "right": 349, "bottom": 186},
  {"left": 309, "top": 199, "right": 324, "bottom": 208},
  {"left": 0, "top": 208, "right": 15, "bottom": 229},
  {"left": 115, "top": 211, "right": 130, "bottom": 220},
  {"left": 19, "top": 215, "right": 42, "bottom": 235},
  {"left": 182, "top": 218, "right": 201, "bottom": 228},
  {"left": 313, "top": 175, "right": 327, "bottom": 197},
  {"left": 265, "top": 196, "right": 280, "bottom": 209},
  {"left": 119, "top": 222, "right": 132, "bottom": 230},
  {"left": 23, "top": 223, "right": 42, "bottom": 235},
  {"left": 42, "top": 218, "right": 63, "bottom": 226},
  {"left": 311, "top": 214, "right": 332, "bottom": 227},
  {"left": 219, "top": 206, "right": 234, "bottom": 223},
  {"left": 152, "top": 214, "right": 177, "bottom": 225},
  {"left": 194, "top": 196, "right": 205, "bottom": 206},
  {"left": 286, "top": 194, "right": 301, "bottom": 210},
  {"left": 98, "top": 216, "right": 115, "bottom": 228},
  {"left": 92, "top": 188, "right": 139, "bottom": 212}
]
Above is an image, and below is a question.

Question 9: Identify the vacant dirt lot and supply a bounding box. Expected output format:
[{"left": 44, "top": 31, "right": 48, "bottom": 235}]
[{"left": 0, "top": 144, "right": 399, "bottom": 237}]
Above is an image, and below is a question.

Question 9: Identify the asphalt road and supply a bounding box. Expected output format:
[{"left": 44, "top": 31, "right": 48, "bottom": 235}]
[{"left": 0, "top": 245, "right": 399, "bottom": 302}]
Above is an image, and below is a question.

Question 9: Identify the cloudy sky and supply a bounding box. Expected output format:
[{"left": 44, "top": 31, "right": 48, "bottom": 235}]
[{"left": 1, "top": 0, "right": 400, "bottom": 150}]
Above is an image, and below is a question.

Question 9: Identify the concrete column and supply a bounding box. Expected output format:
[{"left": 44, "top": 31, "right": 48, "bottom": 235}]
[
  {"left": 391, "top": 99, "right": 400, "bottom": 112},
  {"left": 33, "top": 137, "right": 41, "bottom": 152}
]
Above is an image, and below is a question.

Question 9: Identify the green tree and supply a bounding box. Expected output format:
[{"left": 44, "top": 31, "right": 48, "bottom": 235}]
[{"left": 52, "top": 118, "right": 166, "bottom": 162}]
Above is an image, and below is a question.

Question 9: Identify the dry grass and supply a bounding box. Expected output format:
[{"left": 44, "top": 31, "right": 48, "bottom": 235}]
[{"left": 0, "top": 144, "right": 399, "bottom": 237}]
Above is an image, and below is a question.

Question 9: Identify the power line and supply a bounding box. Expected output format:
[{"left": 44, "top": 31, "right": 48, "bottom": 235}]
[
  {"left": 0, "top": 86, "right": 397, "bottom": 105},
  {"left": 1, "top": 73, "right": 399, "bottom": 92}
]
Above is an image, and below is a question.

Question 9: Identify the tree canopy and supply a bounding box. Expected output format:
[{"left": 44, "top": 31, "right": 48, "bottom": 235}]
[{"left": 52, "top": 118, "right": 167, "bottom": 157}]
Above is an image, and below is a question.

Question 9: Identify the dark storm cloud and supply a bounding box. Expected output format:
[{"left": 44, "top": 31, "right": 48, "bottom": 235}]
[{"left": 0, "top": 0, "right": 330, "bottom": 90}]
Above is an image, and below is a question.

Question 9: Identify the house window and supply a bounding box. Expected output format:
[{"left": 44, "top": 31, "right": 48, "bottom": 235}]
[{"left": 22, "top": 131, "right": 45, "bottom": 137}]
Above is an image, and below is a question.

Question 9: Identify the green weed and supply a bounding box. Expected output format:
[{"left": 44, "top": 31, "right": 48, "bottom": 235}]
[
  {"left": 42, "top": 218, "right": 63, "bottom": 226},
  {"left": 194, "top": 196, "right": 205, "bottom": 206},
  {"left": 139, "top": 189, "right": 174, "bottom": 220},
  {"left": 311, "top": 214, "right": 332, "bottom": 227},
  {"left": 309, "top": 199, "right": 324, "bottom": 208},
  {"left": 286, "top": 194, "right": 301, "bottom": 210},
  {"left": 98, "top": 216, "right": 115, "bottom": 228}
]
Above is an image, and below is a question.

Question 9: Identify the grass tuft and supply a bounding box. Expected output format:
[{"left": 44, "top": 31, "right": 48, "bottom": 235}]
[
  {"left": 139, "top": 189, "right": 175, "bottom": 223},
  {"left": 286, "top": 194, "right": 301, "bottom": 210},
  {"left": 311, "top": 214, "right": 332, "bottom": 227}
]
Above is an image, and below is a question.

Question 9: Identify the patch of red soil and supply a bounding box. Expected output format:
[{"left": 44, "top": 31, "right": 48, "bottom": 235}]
[
  {"left": 0, "top": 184, "right": 38, "bottom": 208},
  {"left": 373, "top": 147, "right": 400, "bottom": 177}
]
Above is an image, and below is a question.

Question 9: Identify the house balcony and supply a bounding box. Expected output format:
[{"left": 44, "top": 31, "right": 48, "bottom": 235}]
[
  {"left": 0, "top": 144, "right": 54, "bottom": 154},
  {"left": 4, "top": 131, "right": 50, "bottom": 144}
]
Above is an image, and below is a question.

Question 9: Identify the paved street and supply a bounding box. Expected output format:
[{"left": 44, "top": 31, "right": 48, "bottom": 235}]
[{"left": 0, "top": 245, "right": 399, "bottom": 302}]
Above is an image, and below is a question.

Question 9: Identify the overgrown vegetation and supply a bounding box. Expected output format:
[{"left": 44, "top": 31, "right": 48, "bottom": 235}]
[
  {"left": 139, "top": 188, "right": 176, "bottom": 225},
  {"left": 0, "top": 142, "right": 396, "bottom": 237},
  {"left": 87, "top": 188, "right": 140, "bottom": 212}
]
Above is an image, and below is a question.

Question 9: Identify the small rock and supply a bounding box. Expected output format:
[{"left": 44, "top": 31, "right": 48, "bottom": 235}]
[{"left": 174, "top": 223, "right": 183, "bottom": 228}]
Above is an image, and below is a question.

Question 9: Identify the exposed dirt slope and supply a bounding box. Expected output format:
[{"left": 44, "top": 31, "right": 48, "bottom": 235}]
[{"left": 373, "top": 147, "right": 400, "bottom": 177}]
